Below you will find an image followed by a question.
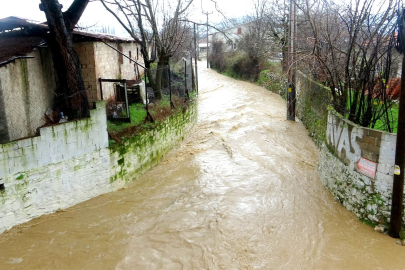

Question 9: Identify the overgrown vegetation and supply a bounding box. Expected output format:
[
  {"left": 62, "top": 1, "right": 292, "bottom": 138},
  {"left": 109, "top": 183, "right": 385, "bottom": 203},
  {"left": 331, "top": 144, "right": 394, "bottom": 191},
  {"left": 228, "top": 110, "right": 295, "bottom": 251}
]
[
  {"left": 209, "top": 42, "right": 262, "bottom": 81},
  {"left": 256, "top": 63, "right": 287, "bottom": 98},
  {"left": 297, "top": 0, "right": 400, "bottom": 133}
]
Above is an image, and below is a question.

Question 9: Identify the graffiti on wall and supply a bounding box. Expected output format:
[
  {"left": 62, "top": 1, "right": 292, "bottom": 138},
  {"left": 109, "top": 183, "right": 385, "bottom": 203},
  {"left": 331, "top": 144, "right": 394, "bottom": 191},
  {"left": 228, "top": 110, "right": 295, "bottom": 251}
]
[{"left": 326, "top": 114, "right": 363, "bottom": 163}]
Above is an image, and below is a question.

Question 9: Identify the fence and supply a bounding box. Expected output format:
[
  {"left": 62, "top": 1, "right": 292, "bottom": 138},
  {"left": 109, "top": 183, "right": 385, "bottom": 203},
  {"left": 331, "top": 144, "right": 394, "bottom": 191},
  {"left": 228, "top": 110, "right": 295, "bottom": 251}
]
[{"left": 99, "top": 58, "right": 197, "bottom": 125}]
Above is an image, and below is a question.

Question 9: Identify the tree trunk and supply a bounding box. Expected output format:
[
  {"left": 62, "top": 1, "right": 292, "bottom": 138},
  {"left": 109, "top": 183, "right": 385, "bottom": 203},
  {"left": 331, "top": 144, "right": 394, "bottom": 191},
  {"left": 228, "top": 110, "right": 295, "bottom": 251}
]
[
  {"left": 154, "top": 60, "right": 164, "bottom": 99},
  {"left": 40, "top": 0, "right": 89, "bottom": 118}
]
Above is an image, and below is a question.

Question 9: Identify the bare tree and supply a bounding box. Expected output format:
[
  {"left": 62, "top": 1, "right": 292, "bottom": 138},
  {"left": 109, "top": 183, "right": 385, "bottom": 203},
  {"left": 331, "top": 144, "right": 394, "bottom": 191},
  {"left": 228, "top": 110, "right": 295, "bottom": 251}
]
[
  {"left": 264, "top": 0, "right": 289, "bottom": 72},
  {"left": 238, "top": 0, "right": 271, "bottom": 72},
  {"left": 298, "top": 0, "right": 399, "bottom": 131},
  {"left": 99, "top": 0, "right": 194, "bottom": 99},
  {"left": 40, "top": 0, "right": 90, "bottom": 118}
]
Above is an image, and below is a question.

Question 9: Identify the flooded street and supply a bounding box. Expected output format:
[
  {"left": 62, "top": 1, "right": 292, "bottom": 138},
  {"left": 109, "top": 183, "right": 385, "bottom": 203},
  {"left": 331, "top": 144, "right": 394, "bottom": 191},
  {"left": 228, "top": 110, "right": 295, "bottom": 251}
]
[{"left": 1, "top": 64, "right": 404, "bottom": 269}]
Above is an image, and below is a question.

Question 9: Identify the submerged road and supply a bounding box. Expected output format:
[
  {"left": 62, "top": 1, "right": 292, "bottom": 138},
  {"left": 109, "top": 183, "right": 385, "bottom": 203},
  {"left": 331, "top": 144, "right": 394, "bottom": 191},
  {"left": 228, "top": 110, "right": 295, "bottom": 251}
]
[{"left": 1, "top": 64, "right": 405, "bottom": 269}]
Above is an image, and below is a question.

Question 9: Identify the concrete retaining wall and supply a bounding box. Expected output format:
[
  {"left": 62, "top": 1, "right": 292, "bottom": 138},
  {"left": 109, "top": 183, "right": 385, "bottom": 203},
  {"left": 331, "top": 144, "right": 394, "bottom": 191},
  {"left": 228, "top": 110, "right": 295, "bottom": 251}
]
[
  {"left": 319, "top": 110, "right": 397, "bottom": 224},
  {"left": 0, "top": 100, "right": 197, "bottom": 233}
]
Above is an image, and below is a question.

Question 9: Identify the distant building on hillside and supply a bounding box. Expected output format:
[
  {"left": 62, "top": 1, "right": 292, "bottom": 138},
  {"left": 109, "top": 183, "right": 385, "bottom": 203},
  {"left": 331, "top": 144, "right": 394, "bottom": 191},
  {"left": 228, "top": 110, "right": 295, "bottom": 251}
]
[{"left": 211, "top": 22, "right": 252, "bottom": 52}]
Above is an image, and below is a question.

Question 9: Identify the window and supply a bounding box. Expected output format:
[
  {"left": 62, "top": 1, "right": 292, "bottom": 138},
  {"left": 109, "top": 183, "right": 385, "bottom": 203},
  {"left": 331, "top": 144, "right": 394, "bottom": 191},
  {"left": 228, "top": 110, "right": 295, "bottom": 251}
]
[{"left": 129, "top": 51, "right": 132, "bottom": 63}]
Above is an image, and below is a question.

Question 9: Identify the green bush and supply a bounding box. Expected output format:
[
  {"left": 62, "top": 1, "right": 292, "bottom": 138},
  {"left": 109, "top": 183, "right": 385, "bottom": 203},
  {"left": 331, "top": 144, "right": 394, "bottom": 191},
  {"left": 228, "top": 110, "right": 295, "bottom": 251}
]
[
  {"left": 256, "top": 68, "right": 287, "bottom": 98},
  {"left": 399, "top": 228, "right": 405, "bottom": 240}
]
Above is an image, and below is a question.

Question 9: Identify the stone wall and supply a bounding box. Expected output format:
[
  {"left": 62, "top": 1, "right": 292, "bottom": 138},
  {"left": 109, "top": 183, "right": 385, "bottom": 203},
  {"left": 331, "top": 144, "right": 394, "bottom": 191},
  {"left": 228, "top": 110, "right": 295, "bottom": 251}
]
[
  {"left": 319, "top": 110, "right": 397, "bottom": 224},
  {"left": 295, "top": 71, "right": 330, "bottom": 145},
  {"left": 0, "top": 49, "right": 55, "bottom": 143},
  {"left": 0, "top": 99, "right": 197, "bottom": 234}
]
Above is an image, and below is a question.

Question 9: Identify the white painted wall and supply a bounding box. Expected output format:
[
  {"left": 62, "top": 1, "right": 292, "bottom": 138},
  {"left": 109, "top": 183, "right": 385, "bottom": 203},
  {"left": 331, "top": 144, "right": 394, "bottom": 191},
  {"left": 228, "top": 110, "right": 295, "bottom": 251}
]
[{"left": 0, "top": 100, "right": 197, "bottom": 234}]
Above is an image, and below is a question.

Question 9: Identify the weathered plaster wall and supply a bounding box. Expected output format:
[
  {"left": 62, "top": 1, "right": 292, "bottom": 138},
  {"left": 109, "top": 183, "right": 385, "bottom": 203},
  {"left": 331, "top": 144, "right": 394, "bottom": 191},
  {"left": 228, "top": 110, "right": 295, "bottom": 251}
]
[
  {"left": 319, "top": 110, "right": 397, "bottom": 224},
  {"left": 0, "top": 49, "right": 55, "bottom": 143},
  {"left": 0, "top": 78, "right": 10, "bottom": 143},
  {"left": 0, "top": 99, "right": 197, "bottom": 234},
  {"left": 0, "top": 41, "right": 144, "bottom": 144}
]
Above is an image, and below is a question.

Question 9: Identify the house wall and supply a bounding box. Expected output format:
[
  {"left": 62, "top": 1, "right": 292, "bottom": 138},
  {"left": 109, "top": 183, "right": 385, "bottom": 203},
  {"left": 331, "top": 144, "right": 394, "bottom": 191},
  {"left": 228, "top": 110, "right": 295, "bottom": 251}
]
[
  {"left": 0, "top": 40, "right": 144, "bottom": 143},
  {"left": 211, "top": 23, "right": 250, "bottom": 51},
  {"left": 0, "top": 48, "right": 55, "bottom": 143},
  {"left": 75, "top": 41, "right": 144, "bottom": 103},
  {"left": 0, "top": 99, "right": 198, "bottom": 234},
  {"left": 120, "top": 42, "right": 144, "bottom": 80},
  {"left": 0, "top": 80, "right": 9, "bottom": 143},
  {"left": 77, "top": 41, "right": 145, "bottom": 102},
  {"left": 74, "top": 42, "right": 98, "bottom": 102}
]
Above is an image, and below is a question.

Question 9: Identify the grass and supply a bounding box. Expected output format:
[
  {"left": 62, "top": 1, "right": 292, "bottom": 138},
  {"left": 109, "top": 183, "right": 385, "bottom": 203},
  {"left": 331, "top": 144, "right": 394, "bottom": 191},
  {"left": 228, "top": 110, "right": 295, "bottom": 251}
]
[
  {"left": 373, "top": 103, "right": 398, "bottom": 133},
  {"left": 344, "top": 91, "right": 399, "bottom": 133},
  {"left": 256, "top": 69, "right": 270, "bottom": 85},
  {"left": 107, "top": 95, "right": 192, "bottom": 144},
  {"left": 256, "top": 63, "right": 287, "bottom": 98},
  {"left": 107, "top": 103, "right": 147, "bottom": 134}
]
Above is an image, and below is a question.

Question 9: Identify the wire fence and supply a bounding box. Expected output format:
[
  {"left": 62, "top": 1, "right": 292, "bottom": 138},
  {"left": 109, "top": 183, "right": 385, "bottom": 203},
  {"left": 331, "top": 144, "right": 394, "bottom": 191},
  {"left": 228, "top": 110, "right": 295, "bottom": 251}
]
[
  {"left": 146, "top": 59, "right": 194, "bottom": 102},
  {"left": 100, "top": 58, "right": 197, "bottom": 127}
]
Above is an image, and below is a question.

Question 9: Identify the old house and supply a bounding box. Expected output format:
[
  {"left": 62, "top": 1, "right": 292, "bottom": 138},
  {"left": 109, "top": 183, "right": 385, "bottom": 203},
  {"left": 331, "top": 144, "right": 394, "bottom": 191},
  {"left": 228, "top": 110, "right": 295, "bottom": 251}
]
[
  {"left": 211, "top": 22, "right": 252, "bottom": 52},
  {"left": 0, "top": 17, "right": 144, "bottom": 144}
]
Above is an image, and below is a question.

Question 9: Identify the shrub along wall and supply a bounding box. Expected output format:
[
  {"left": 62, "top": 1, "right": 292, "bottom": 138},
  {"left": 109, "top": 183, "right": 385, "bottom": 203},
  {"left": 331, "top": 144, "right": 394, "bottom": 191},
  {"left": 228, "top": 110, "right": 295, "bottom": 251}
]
[{"left": 0, "top": 100, "right": 198, "bottom": 234}]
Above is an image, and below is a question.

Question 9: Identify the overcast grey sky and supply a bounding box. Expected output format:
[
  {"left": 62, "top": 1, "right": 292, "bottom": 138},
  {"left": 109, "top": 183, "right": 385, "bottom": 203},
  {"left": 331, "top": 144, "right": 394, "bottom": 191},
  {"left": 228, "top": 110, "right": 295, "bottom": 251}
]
[{"left": 0, "top": 0, "right": 252, "bottom": 35}]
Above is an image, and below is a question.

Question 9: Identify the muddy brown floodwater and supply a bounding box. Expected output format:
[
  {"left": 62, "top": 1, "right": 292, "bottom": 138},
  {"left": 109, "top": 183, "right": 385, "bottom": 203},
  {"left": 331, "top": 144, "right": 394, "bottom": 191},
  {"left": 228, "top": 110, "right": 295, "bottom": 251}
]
[{"left": 1, "top": 64, "right": 405, "bottom": 270}]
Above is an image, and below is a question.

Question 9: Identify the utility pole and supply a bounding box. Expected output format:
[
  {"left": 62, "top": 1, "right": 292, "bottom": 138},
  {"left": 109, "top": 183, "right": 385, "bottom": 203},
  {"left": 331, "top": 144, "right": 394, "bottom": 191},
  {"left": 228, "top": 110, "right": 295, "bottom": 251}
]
[
  {"left": 203, "top": 11, "right": 212, "bottom": 68},
  {"left": 286, "top": 0, "right": 296, "bottom": 121},
  {"left": 194, "top": 23, "right": 199, "bottom": 93},
  {"left": 389, "top": 8, "right": 405, "bottom": 238}
]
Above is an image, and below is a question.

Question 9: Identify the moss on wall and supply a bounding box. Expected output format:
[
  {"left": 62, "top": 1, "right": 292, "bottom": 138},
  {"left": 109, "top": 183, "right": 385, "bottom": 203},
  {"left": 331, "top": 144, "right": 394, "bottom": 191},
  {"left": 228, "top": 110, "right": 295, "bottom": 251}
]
[
  {"left": 108, "top": 99, "right": 198, "bottom": 185},
  {"left": 296, "top": 71, "right": 331, "bottom": 146}
]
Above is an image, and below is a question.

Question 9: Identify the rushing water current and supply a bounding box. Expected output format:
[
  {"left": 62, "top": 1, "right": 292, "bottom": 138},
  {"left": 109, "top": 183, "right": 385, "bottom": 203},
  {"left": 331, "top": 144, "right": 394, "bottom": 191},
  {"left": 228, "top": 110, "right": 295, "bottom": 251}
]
[{"left": 1, "top": 64, "right": 405, "bottom": 269}]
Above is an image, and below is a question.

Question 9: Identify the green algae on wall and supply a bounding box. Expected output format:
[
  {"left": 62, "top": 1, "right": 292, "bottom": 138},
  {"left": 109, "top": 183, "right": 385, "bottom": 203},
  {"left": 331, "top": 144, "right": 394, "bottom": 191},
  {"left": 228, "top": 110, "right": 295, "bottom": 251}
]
[
  {"left": 296, "top": 71, "right": 330, "bottom": 146},
  {"left": 0, "top": 98, "right": 198, "bottom": 233},
  {"left": 108, "top": 99, "right": 198, "bottom": 185}
]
